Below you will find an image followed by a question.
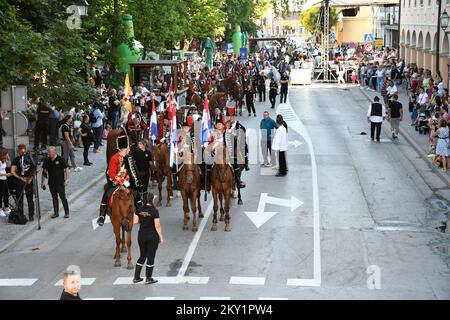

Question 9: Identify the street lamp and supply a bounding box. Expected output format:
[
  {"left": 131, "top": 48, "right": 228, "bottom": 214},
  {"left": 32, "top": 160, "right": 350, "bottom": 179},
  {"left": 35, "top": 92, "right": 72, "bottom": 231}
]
[
  {"left": 440, "top": 9, "right": 449, "bottom": 33},
  {"left": 76, "top": 0, "right": 89, "bottom": 17}
]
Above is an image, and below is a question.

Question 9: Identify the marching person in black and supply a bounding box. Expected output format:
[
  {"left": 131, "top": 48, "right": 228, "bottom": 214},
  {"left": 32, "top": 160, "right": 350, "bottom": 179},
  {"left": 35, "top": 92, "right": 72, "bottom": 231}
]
[
  {"left": 41, "top": 146, "right": 70, "bottom": 219},
  {"left": 269, "top": 79, "right": 278, "bottom": 109},
  {"left": 244, "top": 81, "right": 256, "bottom": 117},
  {"left": 133, "top": 193, "right": 164, "bottom": 285},
  {"left": 79, "top": 114, "right": 93, "bottom": 166},
  {"left": 258, "top": 75, "right": 266, "bottom": 102},
  {"left": 367, "top": 96, "right": 386, "bottom": 142},
  {"left": 133, "top": 139, "right": 152, "bottom": 200},
  {"left": 280, "top": 71, "right": 289, "bottom": 104},
  {"left": 10, "top": 144, "right": 36, "bottom": 221},
  {"left": 34, "top": 98, "right": 52, "bottom": 151}
]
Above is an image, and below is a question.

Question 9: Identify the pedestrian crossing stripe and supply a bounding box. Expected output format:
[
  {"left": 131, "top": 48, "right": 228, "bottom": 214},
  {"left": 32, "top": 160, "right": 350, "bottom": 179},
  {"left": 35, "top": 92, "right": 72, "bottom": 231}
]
[
  {"left": 0, "top": 278, "right": 38, "bottom": 286},
  {"left": 113, "top": 276, "right": 210, "bottom": 285},
  {"left": 145, "top": 297, "right": 176, "bottom": 300},
  {"left": 200, "top": 297, "right": 231, "bottom": 300},
  {"left": 54, "top": 278, "right": 96, "bottom": 286},
  {"left": 84, "top": 297, "right": 114, "bottom": 300},
  {"left": 229, "top": 276, "right": 266, "bottom": 285}
]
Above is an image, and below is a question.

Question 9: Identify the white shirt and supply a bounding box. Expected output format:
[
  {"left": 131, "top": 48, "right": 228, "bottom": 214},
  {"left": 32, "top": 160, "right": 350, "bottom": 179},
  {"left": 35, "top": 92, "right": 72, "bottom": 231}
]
[
  {"left": 387, "top": 85, "right": 398, "bottom": 96},
  {"left": 418, "top": 93, "right": 428, "bottom": 105},
  {"left": 367, "top": 103, "right": 386, "bottom": 123},
  {"left": 272, "top": 125, "right": 288, "bottom": 152},
  {"left": 0, "top": 161, "right": 6, "bottom": 181},
  {"left": 376, "top": 69, "right": 384, "bottom": 77}
]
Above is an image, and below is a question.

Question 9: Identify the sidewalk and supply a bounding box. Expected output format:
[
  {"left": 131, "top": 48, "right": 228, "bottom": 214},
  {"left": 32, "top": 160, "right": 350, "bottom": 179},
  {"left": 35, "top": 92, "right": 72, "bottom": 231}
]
[
  {"left": 0, "top": 145, "right": 107, "bottom": 253},
  {"left": 358, "top": 83, "right": 450, "bottom": 188}
]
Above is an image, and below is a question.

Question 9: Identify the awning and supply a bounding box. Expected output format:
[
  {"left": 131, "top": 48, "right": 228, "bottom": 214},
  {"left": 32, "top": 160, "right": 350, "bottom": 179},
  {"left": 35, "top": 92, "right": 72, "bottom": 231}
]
[{"left": 303, "top": 0, "right": 399, "bottom": 10}]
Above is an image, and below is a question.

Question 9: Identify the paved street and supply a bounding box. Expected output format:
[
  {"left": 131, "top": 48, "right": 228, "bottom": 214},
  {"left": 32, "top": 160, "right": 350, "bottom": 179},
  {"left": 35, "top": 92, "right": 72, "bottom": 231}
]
[{"left": 0, "top": 85, "right": 449, "bottom": 300}]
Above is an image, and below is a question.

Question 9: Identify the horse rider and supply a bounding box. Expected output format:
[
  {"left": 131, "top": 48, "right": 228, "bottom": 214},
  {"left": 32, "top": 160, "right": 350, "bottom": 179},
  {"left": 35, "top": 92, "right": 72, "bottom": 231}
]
[
  {"left": 97, "top": 135, "right": 143, "bottom": 226},
  {"left": 127, "top": 103, "right": 148, "bottom": 147}
]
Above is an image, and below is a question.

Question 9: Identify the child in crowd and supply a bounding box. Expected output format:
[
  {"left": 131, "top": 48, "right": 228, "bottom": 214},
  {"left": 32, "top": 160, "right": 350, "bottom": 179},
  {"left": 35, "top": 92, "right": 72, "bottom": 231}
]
[{"left": 102, "top": 123, "right": 112, "bottom": 142}]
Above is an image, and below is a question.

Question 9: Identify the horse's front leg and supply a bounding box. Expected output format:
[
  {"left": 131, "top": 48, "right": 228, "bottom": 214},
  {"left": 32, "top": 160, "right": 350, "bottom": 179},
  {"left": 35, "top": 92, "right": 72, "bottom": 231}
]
[
  {"left": 219, "top": 192, "right": 225, "bottom": 222},
  {"left": 166, "top": 169, "right": 173, "bottom": 207},
  {"left": 113, "top": 222, "right": 121, "bottom": 267},
  {"left": 121, "top": 225, "right": 126, "bottom": 253},
  {"left": 182, "top": 192, "right": 189, "bottom": 231},
  {"left": 197, "top": 192, "right": 203, "bottom": 218},
  {"left": 157, "top": 171, "right": 163, "bottom": 207},
  {"left": 224, "top": 192, "right": 231, "bottom": 232},
  {"left": 126, "top": 227, "right": 133, "bottom": 269},
  {"left": 191, "top": 193, "right": 198, "bottom": 232},
  {"left": 211, "top": 189, "right": 218, "bottom": 231}
]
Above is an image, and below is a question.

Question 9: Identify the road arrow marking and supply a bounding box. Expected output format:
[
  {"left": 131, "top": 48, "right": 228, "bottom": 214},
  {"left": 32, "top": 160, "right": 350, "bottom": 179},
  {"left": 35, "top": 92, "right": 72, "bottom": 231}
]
[
  {"left": 245, "top": 193, "right": 303, "bottom": 228},
  {"left": 288, "top": 140, "right": 303, "bottom": 148},
  {"left": 92, "top": 215, "right": 111, "bottom": 230}
]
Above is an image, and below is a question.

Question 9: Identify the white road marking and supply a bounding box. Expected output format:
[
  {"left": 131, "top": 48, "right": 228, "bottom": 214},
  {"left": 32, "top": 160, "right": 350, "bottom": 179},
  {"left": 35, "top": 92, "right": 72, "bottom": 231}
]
[
  {"left": 245, "top": 193, "right": 303, "bottom": 228},
  {"left": 200, "top": 297, "right": 231, "bottom": 300},
  {"left": 258, "top": 297, "right": 289, "bottom": 300},
  {"left": 229, "top": 276, "right": 266, "bottom": 285},
  {"left": 0, "top": 278, "right": 38, "bottom": 286},
  {"left": 277, "top": 96, "right": 321, "bottom": 287},
  {"left": 145, "top": 297, "right": 176, "bottom": 300},
  {"left": 113, "top": 276, "right": 209, "bottom": 285},
  {"left": 286, "top": 278, "right": 320, "bottom": 287},
  {"left": 84, "top": 297, "right": 114, "bottom": 300},
  {"left": 92, "top": 215, "right": 111, "bottom": 230},
  {"left": 54, "top": 278, "right": 96, "bottom": 286},
  {"left": 177, "top": 200, "right": 214, "bottom": 278},
  {"left": 260, "top": 166, "right": 276, "bottom": 176},
  {"left": 288, "top": 140, "right": 303, "bottom": 148}
]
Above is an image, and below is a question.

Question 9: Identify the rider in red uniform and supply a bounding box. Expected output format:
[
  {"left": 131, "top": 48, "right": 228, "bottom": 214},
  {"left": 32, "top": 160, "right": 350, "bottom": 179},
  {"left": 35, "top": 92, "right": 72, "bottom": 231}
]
[{"left": 97, "top": 135, "right": 143, "bottom": 226}]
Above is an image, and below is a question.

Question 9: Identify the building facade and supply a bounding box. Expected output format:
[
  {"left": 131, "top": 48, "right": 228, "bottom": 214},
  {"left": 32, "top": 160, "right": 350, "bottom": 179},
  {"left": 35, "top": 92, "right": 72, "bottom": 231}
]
[{"left": 400, "top": 0, "right": 450, "bottom": 86}]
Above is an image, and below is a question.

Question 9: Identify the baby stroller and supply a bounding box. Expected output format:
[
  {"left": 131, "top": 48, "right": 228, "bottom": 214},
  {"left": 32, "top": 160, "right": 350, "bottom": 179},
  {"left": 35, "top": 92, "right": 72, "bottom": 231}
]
[
  {"left": 415, "top": 111, "right": 430, "bottom": 135},
  {"left": 6, "top": 175, "right": 28, "bottom": 225}
]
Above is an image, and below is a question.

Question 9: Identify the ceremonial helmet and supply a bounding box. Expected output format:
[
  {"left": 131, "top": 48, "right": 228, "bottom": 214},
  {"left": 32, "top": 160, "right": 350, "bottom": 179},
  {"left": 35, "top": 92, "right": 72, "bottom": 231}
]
[{"left": 116, "top": 135, "right": 129, "bottom": 151}]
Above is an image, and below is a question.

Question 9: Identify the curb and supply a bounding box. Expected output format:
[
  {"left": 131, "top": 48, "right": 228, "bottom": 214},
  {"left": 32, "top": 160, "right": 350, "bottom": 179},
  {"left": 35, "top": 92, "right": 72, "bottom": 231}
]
[
  {"left": 358, "top": 87, "right": 450, "bottom": 189},
  {"left": 0, "top": 172, "right": 104, "bottom": 254}
]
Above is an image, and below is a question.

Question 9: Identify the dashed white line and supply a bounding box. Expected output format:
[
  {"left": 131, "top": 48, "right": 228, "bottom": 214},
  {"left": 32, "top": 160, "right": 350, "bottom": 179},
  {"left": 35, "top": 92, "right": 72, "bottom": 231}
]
[
  {"left": 145, "top": 297, "right": 176, "bottom": 300},
  {"left": 200, "top": 297, "right": 231, "bottom": 300},
  {"left": 258, "top": 297, "right": 289, "bottom": 300},
  {"left": 229, "top": 277, "right": 266, "bottom": 285},
  {"left": 113, "top": 276, "right": 209, "bottom": 285},
  {"left": 0, "top": 278, "right": 38, "bottom": 286},
  {"left": 84, "top": 297, "right": 114, "bottom": 300},
  {"left": 54, "top": 278, "right": 96, "bottom": 286}
]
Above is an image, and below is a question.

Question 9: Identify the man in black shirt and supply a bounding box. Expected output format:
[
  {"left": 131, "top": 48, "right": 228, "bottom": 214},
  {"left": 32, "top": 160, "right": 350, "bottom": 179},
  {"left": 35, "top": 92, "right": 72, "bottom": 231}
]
[
  {"left": 34, "top": 99, "right": 51, "bottom": 151},
  {"left": 269, "top": 79, "right": 278, "bottom": 109},
  {"left": 108, "top": 89, "right": 121, "bottom": 129},
  {"left": 11, "top": 144, "right": 36, "bottom": 221},
  {"left": 388, "top": 94, "right": 403, "bottom": 140},
  {"left": 279, "top": 72, "right": 289, "bottom": 104},
  {"left": 41, "top": 146, "right": 70, "bottom": 218}
]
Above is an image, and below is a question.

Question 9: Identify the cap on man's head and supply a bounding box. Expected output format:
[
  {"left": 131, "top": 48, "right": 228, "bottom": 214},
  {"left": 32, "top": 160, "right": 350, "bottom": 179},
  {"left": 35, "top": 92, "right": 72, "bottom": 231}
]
[
  {"left": 374, "top": 96, "right": 380, "bottom": 102},
  {"left": 64, "top": 265, "right": 81, "bottom": 277}
]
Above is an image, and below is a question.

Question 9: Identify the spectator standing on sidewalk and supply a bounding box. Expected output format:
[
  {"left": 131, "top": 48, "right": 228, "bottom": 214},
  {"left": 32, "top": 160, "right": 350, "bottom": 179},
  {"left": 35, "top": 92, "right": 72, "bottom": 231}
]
[
  {"left": 48, "top": 106, "right": 61, "bottom": 146},
  {"left": 34, "top": 99, "right": 51, "bottom": 151},
  {"left": 376, "top": 66, "right": 384, "bottom": 92},
  {"left": 388, "top": 94, "right": 403, "bottom": 140},
  {"left": 431, "top": 119, "right": 449, "bottom": 173},
  {"left": 272, "top": 116, "right": 288, "bottom": 177},
  {"left": 79, "top": 115, "right": 93, "bottom": 166},
  {"left": 41, "top": 146, "right": 70, "bottom": 219},
  {"left": 60, "top": 115, "right": 82, "bottom": 172},
  {"left": 269, "top": 79, "right": 278, "bottom": 109},
  {"left": 367, "top": 96, "right": 386, "bottom": 142},
  {"left": 11, "top": 144, "right": 36, "bottom": 221},
  {"left": 260, "top": 111, "right": 276, "bottom": 167},
  {"left": 92, "top": 97, "right": 106, "bottom": 154},
  {"left": 0, "top": 149, "right": 11, "bottom": 217},
  {"left": 108, "top": 89, "right": 121, "bottom": 129}
]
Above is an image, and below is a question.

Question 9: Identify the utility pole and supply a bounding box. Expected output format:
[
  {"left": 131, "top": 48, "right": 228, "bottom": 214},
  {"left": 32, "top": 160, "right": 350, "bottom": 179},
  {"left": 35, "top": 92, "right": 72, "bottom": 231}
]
[{"left": 436, "top": 0, "right": 442, "bottom": 75}]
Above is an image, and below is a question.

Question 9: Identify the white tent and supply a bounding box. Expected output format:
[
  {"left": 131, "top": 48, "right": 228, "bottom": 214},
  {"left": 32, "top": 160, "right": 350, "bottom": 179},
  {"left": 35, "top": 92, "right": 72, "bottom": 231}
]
[{"left": 303, "top": 0, "right": 399, "bottom": 10}]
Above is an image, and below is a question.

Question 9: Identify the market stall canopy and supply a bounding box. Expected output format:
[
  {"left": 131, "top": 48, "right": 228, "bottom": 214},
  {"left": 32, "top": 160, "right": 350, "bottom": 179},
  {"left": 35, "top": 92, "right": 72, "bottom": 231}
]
[{"left": 303, "top": 0, "right": 399, "bottom": 10}]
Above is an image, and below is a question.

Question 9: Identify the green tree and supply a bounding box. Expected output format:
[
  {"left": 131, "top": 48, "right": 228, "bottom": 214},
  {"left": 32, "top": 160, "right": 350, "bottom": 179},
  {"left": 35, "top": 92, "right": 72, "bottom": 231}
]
[{"left": 300, "top": 5, "right": 339, "bottom": 35}]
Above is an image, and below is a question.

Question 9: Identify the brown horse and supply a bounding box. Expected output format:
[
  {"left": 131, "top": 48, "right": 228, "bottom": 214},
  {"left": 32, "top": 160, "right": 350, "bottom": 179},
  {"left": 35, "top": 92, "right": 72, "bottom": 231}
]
[
  {"left": 190, "top": 92, "right": 203, "bottom": 112},
  {"left": 220, "top": 75, "right": 244, "bottom": 116},
  {"left": 178, "top": 152, "right": 203, "bottom": 231},
  {"left": 111, "top": 186, "right": 135, "bottom": 269},
  {"left": 209, "top": 92, "right": 227, "bottom": 114},
  {"left": 152, "top": 142, "right": 173, "bottom": 207},
  {"left": 211, "top": 144, "right": 234, "bottom": 232},
  {"left": 105, "top": 129, "right": 135, "bottom": 269}
]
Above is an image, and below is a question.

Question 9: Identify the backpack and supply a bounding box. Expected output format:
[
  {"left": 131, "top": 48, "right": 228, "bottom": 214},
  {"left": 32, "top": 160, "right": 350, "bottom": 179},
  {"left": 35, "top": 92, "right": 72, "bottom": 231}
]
[
  {"left": 8, "top": 209, "right": 27, "bottom": 225},
  {"left": 89, "top": 109, "right": 98, "bottom": 123}
]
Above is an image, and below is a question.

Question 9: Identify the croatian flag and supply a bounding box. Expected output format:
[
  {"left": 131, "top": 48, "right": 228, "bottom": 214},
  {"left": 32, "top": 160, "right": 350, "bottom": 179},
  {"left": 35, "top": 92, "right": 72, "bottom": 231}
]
[
  {"left": 169, "top": 106, "right": 177, "bottom": 167},
  {"left": 149, "top": 99, "right": 158, "bottom": 142},
  {"left": 201, "top": 96, "right": 211, "bottom": 145}
]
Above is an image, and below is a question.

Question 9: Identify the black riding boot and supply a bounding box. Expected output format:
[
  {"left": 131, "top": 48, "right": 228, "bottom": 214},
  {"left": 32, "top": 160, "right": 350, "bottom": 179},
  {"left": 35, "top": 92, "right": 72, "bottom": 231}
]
[
  {"left": 172, "top": 173, "right": 179, "bottom": 190},
  {"left": 234, "top": 169, "right": 246, "bottom": 188},
  {"left": 51, "top": 198, "right": 59, "bottom": 219},
  {"left": 133, "top": 264, "right": 143, "bottom": 283},
  {"left": 145, "top": 266, "right": 158, "bottom": 284},
  {"left": 97, "top": 204, "right": 107, "bottom": 226}
]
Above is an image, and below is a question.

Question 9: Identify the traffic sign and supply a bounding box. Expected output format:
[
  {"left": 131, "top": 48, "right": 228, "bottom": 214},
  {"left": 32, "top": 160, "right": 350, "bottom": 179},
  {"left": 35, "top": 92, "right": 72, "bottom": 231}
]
[
  {"left": 364, "top": 33, "right": 374, "bottom": 43},
  {"left": 364, "top": 42, "right": 374, "bottom": 53}
]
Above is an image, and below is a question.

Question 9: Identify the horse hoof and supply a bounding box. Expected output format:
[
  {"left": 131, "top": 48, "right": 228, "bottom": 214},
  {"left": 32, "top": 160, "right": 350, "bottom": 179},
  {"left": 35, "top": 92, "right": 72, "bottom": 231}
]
[
  {"left": 127, "top": 264, "right": 134, "bottom": 270},
  {"left": 192, "top": 227, "right": 198, "bottom": 232},
  {"left": 182, "top": 225, "right": 188, "bottom": 231},
  {"left": 238, "top": 199, "right": 243, "bottom": 205},
  {"left": 211, "top": 225, "right": 217, "bottom": 231},
  {"left": 225, "top": 226, "right": 231, "bottom": 232},
  {"left": 114, "top": 262, "right": 121, "bottom": 267}
]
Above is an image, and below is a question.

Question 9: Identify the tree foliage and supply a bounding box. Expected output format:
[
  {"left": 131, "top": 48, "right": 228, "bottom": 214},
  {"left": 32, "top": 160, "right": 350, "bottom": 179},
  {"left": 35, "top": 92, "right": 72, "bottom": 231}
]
[{"left": 300, "top": 4, "right": 339, "bottom": 35}]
